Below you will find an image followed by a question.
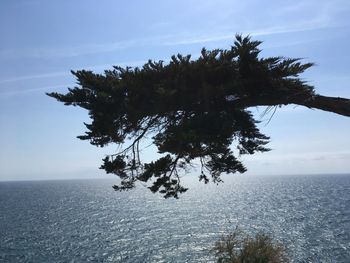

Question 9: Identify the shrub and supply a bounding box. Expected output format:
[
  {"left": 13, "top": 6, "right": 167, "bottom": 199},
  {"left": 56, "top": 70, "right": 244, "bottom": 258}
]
[{"left": 213, "top": 228, "right": 289, "bottom": 263}]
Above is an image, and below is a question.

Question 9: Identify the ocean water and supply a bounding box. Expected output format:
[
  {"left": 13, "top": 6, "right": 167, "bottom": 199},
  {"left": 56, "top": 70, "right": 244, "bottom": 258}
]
[{"left": 0, "top": 174, "right": 349, "bottom": 262}]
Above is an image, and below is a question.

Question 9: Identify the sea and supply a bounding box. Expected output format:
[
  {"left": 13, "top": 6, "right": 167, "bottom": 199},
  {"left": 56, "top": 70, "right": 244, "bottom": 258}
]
[{"left": 0, "top": 174, "right": 349, "bottom": 262}]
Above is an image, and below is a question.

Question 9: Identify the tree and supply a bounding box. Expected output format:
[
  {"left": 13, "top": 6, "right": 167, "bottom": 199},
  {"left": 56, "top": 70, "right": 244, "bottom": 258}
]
[{"left": 47, "top": 35, "right": 350, "bottom": 198}]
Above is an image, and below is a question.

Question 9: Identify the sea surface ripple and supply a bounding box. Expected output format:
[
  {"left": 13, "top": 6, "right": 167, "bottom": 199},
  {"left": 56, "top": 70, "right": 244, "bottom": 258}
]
[{"left": 0, "top": 174, "right": 349, "bottom": 262}]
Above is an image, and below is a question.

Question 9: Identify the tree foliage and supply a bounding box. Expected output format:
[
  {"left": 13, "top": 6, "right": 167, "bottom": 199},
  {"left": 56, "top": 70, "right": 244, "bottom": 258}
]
[{"left": 47, "top": 35, "right": 349, "bottom": 198}]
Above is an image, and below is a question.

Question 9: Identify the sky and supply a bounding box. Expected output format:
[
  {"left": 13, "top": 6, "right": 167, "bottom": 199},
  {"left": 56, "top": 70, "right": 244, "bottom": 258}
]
[{"left": 0, "top": 0, "right": 349, "bottom": 181}]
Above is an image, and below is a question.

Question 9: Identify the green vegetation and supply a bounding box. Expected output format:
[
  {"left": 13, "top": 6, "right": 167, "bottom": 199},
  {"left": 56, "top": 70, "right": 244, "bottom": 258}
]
[
  {"left": 48, "top": 35, "right": 350, "bottom": 198},
  {"left": 213, "top": 228, "right": 289, "bottom": 263}
]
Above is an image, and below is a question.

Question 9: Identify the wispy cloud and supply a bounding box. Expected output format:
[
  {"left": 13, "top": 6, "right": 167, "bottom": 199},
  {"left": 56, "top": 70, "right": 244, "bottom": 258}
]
[
  {"left": 0, "top": 59, "right": 149, "bottom": 96},
  {"left": 0, "top": 35, "right": 172, "bottom": 59},
  {"left": 0, "top": 15, "right": 341, "bottom": 60},
  {"left": 0, "top": 71, "right": 69, "bottom": 84},
  {"left": 246, "top": 151, "right": 350, "bottom": 163},
  {"left": 0, "top": 1, "right": 346, "bottom": 88},
  {"left": 0, "top": 20, "right": 337, "bottom": 90},
  {"left": 161, "top": 6, "right": 340, "bottom": 47},
  {"left": 0, "top": 84, "right": 71, "bottom": 98},
  {"left": 160, "top": 24, "right": 332, "bottom": 46},
  {"left": 0, "top": 59, "right": 146, "bottom": 85}
]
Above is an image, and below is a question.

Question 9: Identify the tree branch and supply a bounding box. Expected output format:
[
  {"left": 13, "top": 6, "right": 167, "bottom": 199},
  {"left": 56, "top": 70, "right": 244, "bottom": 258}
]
[
  {"left": 302, "top": 95, "right": 350, "bottom": 117},
  {"left": 238, "top": 94, "right": 350, "bottom": 117}
]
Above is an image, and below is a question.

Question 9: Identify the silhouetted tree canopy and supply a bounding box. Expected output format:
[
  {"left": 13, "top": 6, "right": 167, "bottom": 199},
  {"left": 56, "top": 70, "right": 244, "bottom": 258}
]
[{"left": 48, "top": 35, "right": 350, "bottom": 198}]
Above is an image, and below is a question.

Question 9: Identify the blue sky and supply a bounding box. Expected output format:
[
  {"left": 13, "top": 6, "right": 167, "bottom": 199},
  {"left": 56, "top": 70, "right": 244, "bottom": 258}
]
[{"left": 1, "top": 0, "right": 349, "bottom": 181}]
